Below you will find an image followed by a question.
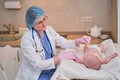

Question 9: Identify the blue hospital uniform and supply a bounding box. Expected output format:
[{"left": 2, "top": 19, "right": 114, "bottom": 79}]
[{"left": 36, "top": 31, "right": 56, "bottom": 80}]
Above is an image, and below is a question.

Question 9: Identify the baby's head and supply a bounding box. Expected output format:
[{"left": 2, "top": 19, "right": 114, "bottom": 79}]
[{"left": 84, "top": 55, "right": 101, "bottom": 70}]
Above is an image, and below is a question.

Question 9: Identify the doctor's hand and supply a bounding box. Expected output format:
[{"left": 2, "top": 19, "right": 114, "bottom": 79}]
[
  {"left": 75, "top": 35, "right": 91, "bottom": 46},
  {"left": 58, "top": 51, "right": 78, "bottom": 60}
]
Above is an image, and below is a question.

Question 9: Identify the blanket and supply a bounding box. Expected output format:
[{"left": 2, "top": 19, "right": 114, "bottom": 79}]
[{"left": 51, "top": 39, "right": 120, "bottom": 80}]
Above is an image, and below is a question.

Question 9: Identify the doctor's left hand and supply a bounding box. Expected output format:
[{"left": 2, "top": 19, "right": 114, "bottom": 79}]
[
  {"left": 75, "top": 35, "right": 91, "bottom": 46},
  {"left": 58, "top": 51, "right": 78, "bottom": 60},
  {"left": 54, "top": 51, "right": 78, "bottom": 66}
]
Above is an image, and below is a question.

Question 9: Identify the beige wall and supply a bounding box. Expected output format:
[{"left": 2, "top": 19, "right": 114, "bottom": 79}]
[{"left": 0, "top": 0, "right": 112, "bottom": 32}]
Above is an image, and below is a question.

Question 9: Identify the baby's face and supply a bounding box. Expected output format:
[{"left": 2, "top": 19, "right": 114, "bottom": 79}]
[{"left": 84, "top": 56, "right": 101, "bottom": 70}]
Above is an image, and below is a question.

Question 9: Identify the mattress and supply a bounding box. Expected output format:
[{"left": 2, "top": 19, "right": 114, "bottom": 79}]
[{"left": 51, "top": 39, "right": 120, "bottom": 80}]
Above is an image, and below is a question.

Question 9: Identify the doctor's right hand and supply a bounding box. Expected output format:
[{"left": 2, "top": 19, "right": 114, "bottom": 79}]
[
  {"left": 58, "top": 50, "right": 78, "bottom": 60},
  {"left": 75, "top": 35, "right": 91, "bottom": 46}
]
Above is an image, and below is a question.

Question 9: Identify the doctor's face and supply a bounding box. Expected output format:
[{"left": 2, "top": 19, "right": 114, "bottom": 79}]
[{"left": 34, "top": 15, "right": 48, "bottom": 32}]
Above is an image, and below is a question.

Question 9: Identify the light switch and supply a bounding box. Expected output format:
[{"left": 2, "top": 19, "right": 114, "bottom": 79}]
[{"left": 81, "top": 16, "right": 93, "bottom": 22}]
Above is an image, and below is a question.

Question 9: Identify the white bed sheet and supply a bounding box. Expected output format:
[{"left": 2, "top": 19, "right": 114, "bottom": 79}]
[{"left": 51, "top": 39, "right": 120, "bottom": 80}]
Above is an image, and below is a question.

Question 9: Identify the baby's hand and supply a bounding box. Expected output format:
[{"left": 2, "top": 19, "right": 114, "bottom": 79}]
[
  {"left": 86, "top": 43, "right": 90, "bottom": 47},
  {"left": 74, "top": 58, "right": 84, "bottom": 64},
  {"left": 113, "top": 53, "right": 118, "bottom": 58},
  {"left": 84, "top": 43, "right": 90, "bottom": 52}
]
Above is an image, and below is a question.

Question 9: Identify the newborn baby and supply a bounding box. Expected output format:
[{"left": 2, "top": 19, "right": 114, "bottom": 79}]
[{"left": 75, "top": 43, "right": 118, "bottom": 70}]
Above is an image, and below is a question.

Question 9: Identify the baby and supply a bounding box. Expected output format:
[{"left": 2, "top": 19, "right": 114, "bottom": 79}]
[{"left": 75, "top": 43, "right": 118, "bottom": 70}]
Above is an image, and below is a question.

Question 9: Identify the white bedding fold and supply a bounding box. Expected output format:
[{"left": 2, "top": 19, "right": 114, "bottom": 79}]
[{"left": 51, "top": 39, "right": 120, "bottom": 80}]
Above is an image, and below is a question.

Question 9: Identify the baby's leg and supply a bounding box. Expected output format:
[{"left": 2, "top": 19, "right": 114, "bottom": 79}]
[{"left": 101, "top": 53, "right": 118, "bottom": 64}]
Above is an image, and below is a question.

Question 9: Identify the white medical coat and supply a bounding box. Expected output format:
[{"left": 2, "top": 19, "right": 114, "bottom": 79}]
[{"left": 16, "top": 26, "right": 76, "bottom": 80}]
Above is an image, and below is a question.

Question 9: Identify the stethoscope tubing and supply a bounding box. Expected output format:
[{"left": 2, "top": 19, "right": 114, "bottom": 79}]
[{"left": 32, "top": 28, "right": 53, "bottom": 55}]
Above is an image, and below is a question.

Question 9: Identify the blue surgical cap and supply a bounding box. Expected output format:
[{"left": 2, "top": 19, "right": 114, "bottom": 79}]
[{"left": 25, "top": 6, "right": 44, "bottom": 29}]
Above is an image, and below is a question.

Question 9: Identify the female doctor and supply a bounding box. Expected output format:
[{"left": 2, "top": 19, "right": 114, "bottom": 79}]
[{"left": 16, "top": 6, "right": 91, "bottom": 80}]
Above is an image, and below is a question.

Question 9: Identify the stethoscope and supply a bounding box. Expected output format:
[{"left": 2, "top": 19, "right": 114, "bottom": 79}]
[
  {"left": 32, "top": 28, "right": 40, "bottom": 52},
  {"left": 32, "top": 28, "right": 53, "bottom": 56}
]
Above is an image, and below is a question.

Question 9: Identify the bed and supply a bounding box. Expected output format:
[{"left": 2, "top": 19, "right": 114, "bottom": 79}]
[{"left": 51, "top": 39, "right": 120, "bottom": 80}]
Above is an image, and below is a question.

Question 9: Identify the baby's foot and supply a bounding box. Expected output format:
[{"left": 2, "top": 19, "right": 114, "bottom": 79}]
[{"left": 113, "top": 53, "right": 118, "bottom": 57}]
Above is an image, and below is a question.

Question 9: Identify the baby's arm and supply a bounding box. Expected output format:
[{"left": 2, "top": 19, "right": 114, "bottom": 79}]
[
  {"left": 84, "top": 44, "right": 89, "bottom": 52},
  {"left": 100, "top": 53, "right": 118, "bottom": 64},
  {"left": 74, "top": 58, "right": 84, "bottom": 64}
]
